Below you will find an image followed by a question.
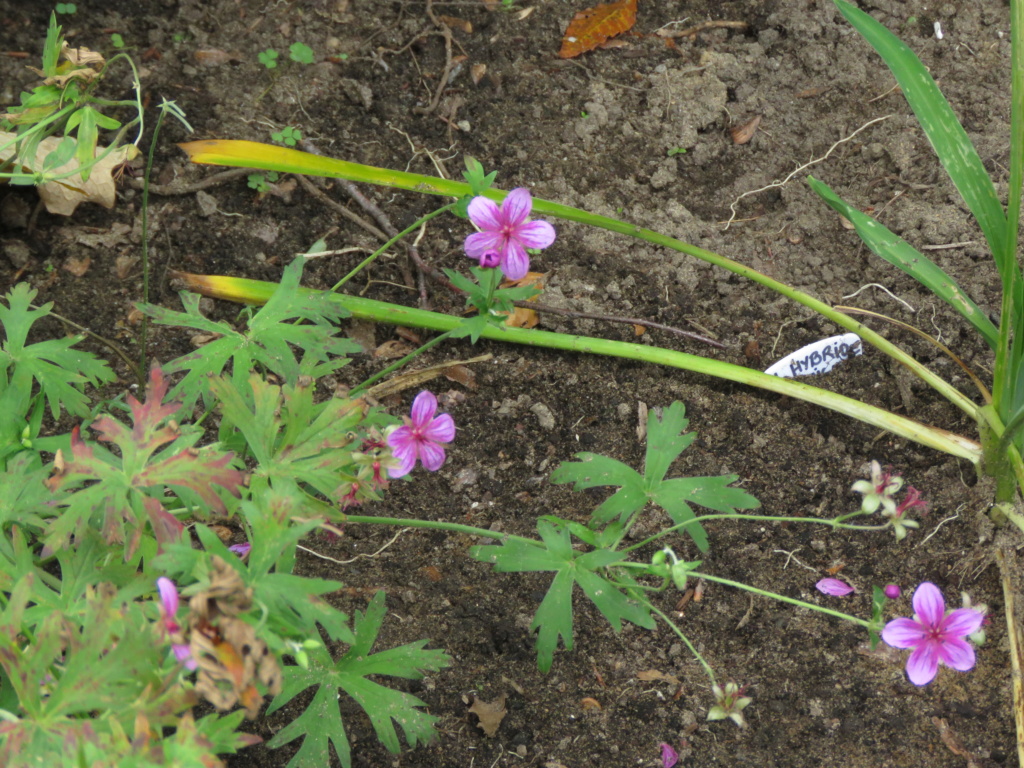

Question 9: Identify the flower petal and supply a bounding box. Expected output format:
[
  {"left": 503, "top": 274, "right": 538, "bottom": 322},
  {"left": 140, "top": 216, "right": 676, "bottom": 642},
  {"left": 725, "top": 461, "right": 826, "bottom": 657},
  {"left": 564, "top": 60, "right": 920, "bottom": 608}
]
[
  {"left": 516, "top": 219, "right": 556, "bottom": 250},
  {"left": 467, "top": 196, "right": 502, "bottom": 230},
  {"left": 500, "top": 242, "right": 530, "bottom": 281},
  {"left": 423, "top": 413, "right": 455, "bottom": 443},
  {"left": 502, "top": 188, "right": 533, "bottom": 227},
  {"left": 911, "top": 582, "right": 946, "bottom": 626},
  {"left": 418, "top": 441, "right": 447, "bottom": 471},
  {"left": 389, "top": 448, "right": 417, "bottom": 478},
  {"left": 941, "top": 607, "right": 985, "bottom": 638},
  {"left": 410, "top": 391, "right": 438, "bottom": 427},
  {"left": 881, "top": 617, "right": 926, "bottom": 648},
  {"left": 816, "top": 578, "right": 854, "bottom": 596},
  {"left": 906, "top": 642, "right": 940, "bottom": 685},
  {"left": 936, "top": 636, "right": 976, "bottom": 672},
  {"left": 387, "top": 424, "right": 414, "bottom": 452},
  {"left": 465, "top": 231, "right": 504, "bottom": 260},
  {"left": 157, "top": 577, "right": 178, "bottom": 615}
]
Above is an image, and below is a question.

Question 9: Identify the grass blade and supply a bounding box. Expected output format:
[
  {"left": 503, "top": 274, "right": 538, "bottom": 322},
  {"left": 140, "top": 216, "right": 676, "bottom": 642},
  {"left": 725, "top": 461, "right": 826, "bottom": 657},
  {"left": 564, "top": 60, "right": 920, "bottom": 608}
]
[
  {"left": 809, "top": 176, "right": 998, "bottom": 350},
  {"left": 833, "top": 0, "right": 1007, "bottom": 279}
]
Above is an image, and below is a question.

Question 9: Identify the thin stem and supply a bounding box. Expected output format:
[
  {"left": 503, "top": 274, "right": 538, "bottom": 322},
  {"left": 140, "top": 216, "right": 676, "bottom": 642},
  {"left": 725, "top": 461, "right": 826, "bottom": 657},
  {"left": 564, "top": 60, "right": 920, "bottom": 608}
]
[
  {"left": 350, "top": 330, "right": 455, "bottom": 396},
  {"left": 649, "top": 603, "right": 717, "bottom": 683},
  {"left": 168, "top": 271, "right": 984, "bottom": 463},
  {"left": 342, "top": 514, "right": 541, "bottom": 547},
  {"left": 620, "top": 511, "right": 885, "bottom": 555},
  {"left": 139, "top": 107, "right": 168, "bottom": 373},
  {"left": 331, "top": 203, "right": 456, "bottom": 291},
  {"left": 690, "top": 571, "right": 872, "bottom": 629}
]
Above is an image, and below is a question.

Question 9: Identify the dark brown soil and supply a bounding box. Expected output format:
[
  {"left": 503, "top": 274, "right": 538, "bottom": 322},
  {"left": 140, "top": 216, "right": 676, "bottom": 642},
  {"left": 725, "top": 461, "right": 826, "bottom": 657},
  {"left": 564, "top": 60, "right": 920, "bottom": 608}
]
[{"left": 0, "top": 1, "right": 1017, "bottom": 766}]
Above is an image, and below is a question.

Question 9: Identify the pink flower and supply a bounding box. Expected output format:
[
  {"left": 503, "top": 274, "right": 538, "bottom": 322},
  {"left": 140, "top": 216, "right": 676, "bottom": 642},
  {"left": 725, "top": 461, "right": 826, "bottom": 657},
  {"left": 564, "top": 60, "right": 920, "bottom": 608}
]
[
  {"left": 816, "top": 578, "right": 855, "bottom": 596},
  {"left": 465, "top": 188, "right": 556, "bottom": 280},
  {"left": 157, "top": 577, "right": 181, "bottom": 634},
  {"left": 157, "top": 577, "right": 197, "bottom": 670},
  {"left": 387, "top": 391, "right": 456, "bottom": 478},
  {"left": 883, "top": 584, "right": 902, "bottom": 600},
  {"left": 660, "top": 742, "right": 679, "bottom": 768},
  {"left": 881, "top": 582, "right": 984, "bottom": 685},
  {"left": 229, "top": 542, "right": 252, "bottom": 558}
]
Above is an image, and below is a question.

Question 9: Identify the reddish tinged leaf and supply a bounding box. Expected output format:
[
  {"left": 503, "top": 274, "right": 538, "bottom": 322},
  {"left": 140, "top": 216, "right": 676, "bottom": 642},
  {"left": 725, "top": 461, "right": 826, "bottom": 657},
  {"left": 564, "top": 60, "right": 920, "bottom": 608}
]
[
  {"left": 46, "top": 364, "right": 245, "bottom": 556},
  {"left": 559, "top": 0, "right": 638, "bottom": 59}
]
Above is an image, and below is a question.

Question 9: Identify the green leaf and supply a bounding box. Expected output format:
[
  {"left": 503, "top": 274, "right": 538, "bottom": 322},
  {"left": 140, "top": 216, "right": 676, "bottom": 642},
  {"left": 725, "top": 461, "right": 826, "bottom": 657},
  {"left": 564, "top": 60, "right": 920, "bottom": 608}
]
[
  {"left": 642, "top": 401, "right": 694, "bottom": 484},
  {"left": 832, "top": 0, "right": 1007, "bottom": 279},
  {"left": 549, "top": 453, "right": 646, "bottom": 525},
  {"left": 45, "top": 365, "right": 245, "bottom": 557},
  {"left": 207, "top": 374, "right": 374, "bottom": 506},
  {"left": 289, "top": 42, "right": 314, "bottom": 64},
  {"left": 138, "top": 259, "right": 358, "bottom": 408},
  {"left": 0, "top": 282, "right": 114, "bottom": 421},
  {"left": 549, "top": 402, "right": 758, "bottom": 551},
  {"left": 266, "top": 592, "right": 450, "bottom": 768},
  {"left": 809, "top": 176, "right": 998, "bottom": 350},
  {"left": 470, "top": 520, "right": 654, "bottom": 672}
]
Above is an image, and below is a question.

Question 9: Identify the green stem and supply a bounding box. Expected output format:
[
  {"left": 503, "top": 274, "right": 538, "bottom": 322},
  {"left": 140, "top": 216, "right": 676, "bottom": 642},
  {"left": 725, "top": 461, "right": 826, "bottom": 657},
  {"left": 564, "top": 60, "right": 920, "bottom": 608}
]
[
  {"left": 140, "top": 108, "right": 168, "bottom": 373},
  {"left": 350, "top": 330, "right": 454, "bottom": 396},
  {"left": 343, "top": 514, "right": 540, "bottom": 548},
  {"left": 181, "top": 143, "right": 980, "bottom": 420},
  {"left": 690, "top": 571, "right": 872, "bottom": 629},
  {"left": 618, "top": 512, "right": 886, "bottom": 556},
  {"left": 179, "top": 274, "right": 982, "bottom": 462},
  {"left": 332, "top": 202, "right": 456, "bottom": 291},
  {"left": 649, "top": 604, "right": 717, "bottom": 683}
]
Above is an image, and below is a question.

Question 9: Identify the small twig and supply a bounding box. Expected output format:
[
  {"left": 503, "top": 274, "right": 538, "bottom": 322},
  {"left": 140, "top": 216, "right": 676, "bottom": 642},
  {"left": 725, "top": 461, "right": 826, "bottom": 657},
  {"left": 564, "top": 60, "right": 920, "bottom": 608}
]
[
  {"left": 723, "top": 116, "right": 891, "bottom": 229},
  {"left": 841, "top": 283, "right": 916, "bottom": 313},
  {"left": 35, "top": 304, "right": 144, "bottom": 387},
  {"left": 294, "top": 175, "right": 389, "bottom": 242},
  {"left": 128, "top": 167, "right": 250, "bottom": 196},
  {"left": 656, "top": 20, "right": 749, "bottom": 38},
  {"left": 298, "top": 527, "right": 410, "bottom": 565}
]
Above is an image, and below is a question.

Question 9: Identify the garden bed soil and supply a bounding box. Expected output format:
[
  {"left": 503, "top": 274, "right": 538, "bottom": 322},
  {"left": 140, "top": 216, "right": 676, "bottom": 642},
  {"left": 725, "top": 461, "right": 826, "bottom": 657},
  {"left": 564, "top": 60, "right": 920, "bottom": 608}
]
[{"left": 0, "top": 0, "right": 1019, "bottom": 766}]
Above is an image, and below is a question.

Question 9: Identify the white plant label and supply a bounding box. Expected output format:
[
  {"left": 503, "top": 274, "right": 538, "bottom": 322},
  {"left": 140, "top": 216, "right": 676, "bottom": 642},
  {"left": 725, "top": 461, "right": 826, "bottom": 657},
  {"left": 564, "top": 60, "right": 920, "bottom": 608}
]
[{"left": 765, "top": 333, "right": 863, "bottom": 378}]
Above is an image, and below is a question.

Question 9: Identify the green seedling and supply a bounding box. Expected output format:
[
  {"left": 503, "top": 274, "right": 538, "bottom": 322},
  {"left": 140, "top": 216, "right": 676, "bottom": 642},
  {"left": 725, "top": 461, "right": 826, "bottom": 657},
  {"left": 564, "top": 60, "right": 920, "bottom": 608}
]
[
  {"left": 288, "top": 42, "right": 314, "bottom": 64},
  {"left": 55, "top": 3, "right": 76, "bottom": 13},
  {"left": 258, "top": 48, "right": 280, "bottom": 69},
  {"left": 271, "top": 126, "right": 302, "bottom": 147}
]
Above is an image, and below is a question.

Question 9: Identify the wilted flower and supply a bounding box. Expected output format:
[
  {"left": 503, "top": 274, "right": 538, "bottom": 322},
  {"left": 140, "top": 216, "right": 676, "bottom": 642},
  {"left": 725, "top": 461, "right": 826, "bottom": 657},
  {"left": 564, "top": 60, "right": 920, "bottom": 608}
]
[
  {"left": 156, "top": 577, "right": 197, "bottom": 670},
  {"left": 881, "top": 582, "right": 984, "bottom": 685},
  {"left": 816, "top": 578, "right": 855, "bottom": 596},
  {"left": 883, "top": 584, "right": 902, "bottom": 600},
  {"left": 465, "top": 187, "right": 556, "bottom": 280},
  {"left": 851, "top": 460, "right": 903, "bottom": 515},
  {"left": 883, "top": 486, "right": 925, "bottom": 541},
  {"left": 660, "top": 742, "right": 679, "bottom": 768},
  {"left": 228, "top": 542, "right": 252, "bottom": 558},
  {"left": 387, "top": 391, "right": 455, "bottom": 478},
  {"left": 707, "top": 681, "right": 752, "bottom": 727}
]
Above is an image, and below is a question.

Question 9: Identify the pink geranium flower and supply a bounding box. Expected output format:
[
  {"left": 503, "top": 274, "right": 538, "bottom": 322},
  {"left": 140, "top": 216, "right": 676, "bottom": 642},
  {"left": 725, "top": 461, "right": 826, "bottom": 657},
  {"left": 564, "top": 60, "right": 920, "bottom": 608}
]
[
  {"left": 387, "top": 391, "right": 456, "bottom": 478},
  {"left": 157, "top": 577, "right": 197, "bottom": 670},
  {"left": 465, "top": 188, "right": 556, "bottom": 280},
  {"left": 881, "top": 582, "right": 984, "bottom": 685}
]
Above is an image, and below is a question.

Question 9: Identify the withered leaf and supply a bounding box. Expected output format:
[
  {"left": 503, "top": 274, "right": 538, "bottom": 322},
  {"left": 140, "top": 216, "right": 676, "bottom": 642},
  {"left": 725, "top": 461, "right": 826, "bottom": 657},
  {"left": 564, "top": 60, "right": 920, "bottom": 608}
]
[
  {"left": 466, "top": 693, "right": 507, "bottom": 737},
  {"left": 730, "top": 115, "right": 761, "bottom": 145},
  {"left": 559, "top": 0, "right": 638, "bottom": 59}
]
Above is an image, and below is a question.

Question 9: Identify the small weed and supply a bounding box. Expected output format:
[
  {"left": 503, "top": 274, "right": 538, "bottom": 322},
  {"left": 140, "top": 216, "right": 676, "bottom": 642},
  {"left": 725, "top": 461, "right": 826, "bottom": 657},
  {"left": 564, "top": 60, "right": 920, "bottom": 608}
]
[
  {"left": 288, "top": 42, "right": 314, "bottom": 64},
  {"left": 667, "top": 147, "right": 687, "bottom": 156},
  {"left": 110, "top": 32, "right": 125, "bottom": 48},
  {"left": 55, "top": 2, "right": 76, "bottom": 13},
  {"left": 271, "top": 126, "right": 302, "bottom": 147},
  {"left": 258, "top": 48, "right": 280, "bottom": 69},
  {"left": 247, "top": 171, "right": 280, "bottom": 192}
]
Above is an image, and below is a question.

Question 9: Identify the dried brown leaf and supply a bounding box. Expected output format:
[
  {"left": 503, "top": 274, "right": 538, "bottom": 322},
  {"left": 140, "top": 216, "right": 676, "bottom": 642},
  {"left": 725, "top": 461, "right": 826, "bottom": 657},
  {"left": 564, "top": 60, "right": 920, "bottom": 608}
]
[
  {"left": 730, "top": 115, "right": 761, "bottom": 145},
  {"left": 470, "top": 62, "right": 487, "bottom": 85},
  {"left": 439, "top": 15, "right": 472, "bottom": 33},
  {"left": 559, "top": 0, "right": 637, "bottom": 59},
  {"left": 466, "top": 693, "right": 507, "bottom": 737}
]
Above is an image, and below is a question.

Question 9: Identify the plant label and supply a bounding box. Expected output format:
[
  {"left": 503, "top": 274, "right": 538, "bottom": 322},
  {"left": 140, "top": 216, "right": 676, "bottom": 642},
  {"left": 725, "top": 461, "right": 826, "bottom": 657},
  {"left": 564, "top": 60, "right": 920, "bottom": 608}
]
[{"left": 764, "top": 332, "right": 862, "bottom": 378}]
